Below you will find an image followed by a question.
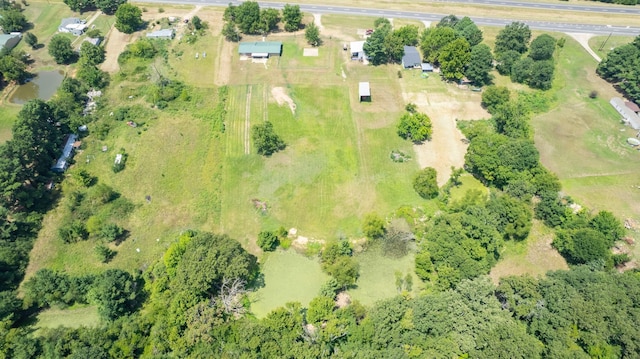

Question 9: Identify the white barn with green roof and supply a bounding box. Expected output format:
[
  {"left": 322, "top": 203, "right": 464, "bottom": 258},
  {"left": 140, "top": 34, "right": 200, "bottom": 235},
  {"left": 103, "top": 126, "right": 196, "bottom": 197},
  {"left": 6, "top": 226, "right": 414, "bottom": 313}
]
[{"left": 238, "top": 41, "right": 282, "bottom": 58}]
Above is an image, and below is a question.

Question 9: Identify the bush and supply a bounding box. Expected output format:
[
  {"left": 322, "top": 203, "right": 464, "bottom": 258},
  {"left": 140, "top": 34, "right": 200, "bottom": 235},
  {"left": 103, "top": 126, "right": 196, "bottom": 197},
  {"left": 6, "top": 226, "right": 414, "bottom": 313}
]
[
  {"left": 257, "top": 230, "right": 279, "bottom": 251},
  {"left": 589, "top": 90, "right": 598, "bottom": 99},
  {"left": 95, "top": 244, "right": 116, "bottom": 263},
  {"left": 413, "top": 167, "right": 439, "bottom": 199},
  {"left": 58, "top": 220, "right": 89, "bottom": 243},
  {"left": 99, "top": 223, "right": 125, "bottom": 243},
  {"left": 362, "top": 213, "right": 385, "bottom": 239},
  {"left": 252, "top": 121, "right": 285, "bottom": 156},
  {"left": 397, "top": 111, "right": 433, "bottom": 142}
]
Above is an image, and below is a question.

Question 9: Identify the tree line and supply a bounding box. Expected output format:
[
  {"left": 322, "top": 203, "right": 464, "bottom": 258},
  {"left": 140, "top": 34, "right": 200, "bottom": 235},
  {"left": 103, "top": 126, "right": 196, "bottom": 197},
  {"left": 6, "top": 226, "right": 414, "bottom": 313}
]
[{"left": 597, "top": 36, "right": 640, "bottom": 104}]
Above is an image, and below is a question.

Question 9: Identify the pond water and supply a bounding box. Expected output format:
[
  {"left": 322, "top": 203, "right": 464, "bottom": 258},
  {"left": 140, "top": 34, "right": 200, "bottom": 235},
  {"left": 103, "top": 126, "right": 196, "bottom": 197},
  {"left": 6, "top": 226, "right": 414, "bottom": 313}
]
[{"left": 9, "top": 70, "right": 65, "bottom": 104}]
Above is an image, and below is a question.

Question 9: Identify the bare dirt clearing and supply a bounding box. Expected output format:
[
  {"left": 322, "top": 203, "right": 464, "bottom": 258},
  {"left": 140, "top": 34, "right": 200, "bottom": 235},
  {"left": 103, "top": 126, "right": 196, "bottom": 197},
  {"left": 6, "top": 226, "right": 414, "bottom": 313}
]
[
  {"left": 101, "top": 29, "right": 138, "bottom": 73},
  {"left": 271, "top": 87, "right": 296, "bottom": 114},
  {"left": 403, "top": 89, "right": 489, "bottom": 186}
]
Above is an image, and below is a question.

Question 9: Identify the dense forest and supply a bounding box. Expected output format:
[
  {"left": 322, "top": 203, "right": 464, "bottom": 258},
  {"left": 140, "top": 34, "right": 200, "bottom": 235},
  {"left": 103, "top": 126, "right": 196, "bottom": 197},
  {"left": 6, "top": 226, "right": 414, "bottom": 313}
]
[{"left": 1, "top": 4, "right": 640, "bottom": 358}]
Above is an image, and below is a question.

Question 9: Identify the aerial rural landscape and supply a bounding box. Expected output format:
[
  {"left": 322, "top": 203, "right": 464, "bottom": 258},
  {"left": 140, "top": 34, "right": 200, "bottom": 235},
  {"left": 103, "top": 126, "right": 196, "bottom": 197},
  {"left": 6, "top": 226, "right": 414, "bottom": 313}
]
[{"left": 0, "top": 0, "right": 640, "bottom": 356}]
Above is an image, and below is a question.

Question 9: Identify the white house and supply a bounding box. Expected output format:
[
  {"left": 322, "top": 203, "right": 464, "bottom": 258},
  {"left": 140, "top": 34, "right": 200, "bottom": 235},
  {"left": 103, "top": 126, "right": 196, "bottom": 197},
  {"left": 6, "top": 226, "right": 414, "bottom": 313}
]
[
  {"left": 59, "top": 18, "right": 86, "bottom": 36},
  {"left": 350, "top": 41, "right": 366, "bottom": 60}
]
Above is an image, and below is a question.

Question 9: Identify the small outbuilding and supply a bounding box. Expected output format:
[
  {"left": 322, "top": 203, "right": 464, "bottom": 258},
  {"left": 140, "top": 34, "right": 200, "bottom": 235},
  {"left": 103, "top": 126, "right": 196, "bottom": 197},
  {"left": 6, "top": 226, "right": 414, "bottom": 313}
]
[
  {"left": 0, "top": 33, "right": 21, "bottom": 52},
  {"left": 421, "top": 63, "right": 434, "bottom": 72},
  {"left": 611, "top": 97, "right": 640, "bottom": 130},
  {"left": 146, "top": 29, "right": 175, "bottom": 40},
  {"left": 359, "top": 82, "right": 371, "bottom": 102},
  {"left": 238, "top": 41, "right": 283, "bottom": 58},
  {"left": 83, "top": 37, "right": 102, "bottom": 46},
  {"left": 350, "top": 41, "right": 366, "bottom": 60},
  {"left": 51, "top": 134, "right": 78, "bottom": 173},
  {"left": 401, "top": 46, "right": 421, "bottom": 69},
  {"left": 59, "top": 18, "right": 86, "bottom": 36}
]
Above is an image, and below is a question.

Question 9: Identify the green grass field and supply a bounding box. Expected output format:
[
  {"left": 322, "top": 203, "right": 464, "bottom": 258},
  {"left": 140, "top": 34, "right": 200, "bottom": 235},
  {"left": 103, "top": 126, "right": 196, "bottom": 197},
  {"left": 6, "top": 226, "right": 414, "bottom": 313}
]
[
  {"left": 588, "top": 35, "right": 637, "bottom": 60},
  {"left": 34, "top": 305, "right": 100, "bottom": 334},
  {"left": 250, "top": 250, "right": 329, "bottom": 318},
  {"left": 0, "top": 105, "right": 19, "bottom": 144}
]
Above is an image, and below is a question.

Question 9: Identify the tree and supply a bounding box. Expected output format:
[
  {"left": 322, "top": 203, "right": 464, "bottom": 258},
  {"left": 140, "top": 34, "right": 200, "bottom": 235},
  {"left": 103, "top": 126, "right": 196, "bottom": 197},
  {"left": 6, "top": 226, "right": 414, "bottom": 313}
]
[
  {"left": 24, "top": 32, "right": 38, "bottom": 49},
  {"left": 420, "top": 26, "right": 458, "bottom": 64},
  {"left": 397, "top": 111, "right": 433, "bottom": 142},
  {"left": 437, "top": 14, "right": 459, "bottom": 28},
  {"left": 94, "top": 244, "right": 116, "bottom": 263},
  {"left": 510, "top": 57, "right": 534, "bottom": 84},
  {"left": 48, "top": 34, "right": 75, "bottom": 64},
  {"left": 115, "top": 4, "right": 143, "bottom": 34},
  {"left": 325, "top": 256, "right": 359, "bottom": 288},
  {"left": 528, "top": 60, "right": 554, "bottom": 90},
  {"left": 95, "top": 0, "right": 126, "bottom": 15},
  {"left": 306, "top": 296, "right": 335, "bottom": 323},
  {"left": 495, "top": 50, "right": 521, "bottom": 76},
  {"left": 495, "top": 22, "right": 532, "bottom": 54},
  {"left": 529, "top": 34, "right": 556, "bottom": 61},
  {"left": 553, "top": 228, "right": 610, "bottom": 265},
  {"left": 439, "top": 37, "right": 471, "bottom": 81},
  {"left": 465, "top": 44, "right": 494, "bottom": 86},
  {"left": 257, "top": 230, "right": 279, "bottom": 251},
  {"left": 80, "top": 41, "right": 105, "bottom": 65},
  {"left": 252, "top": 121, "right": 285, "bottom": 156},
  {"left": 589, "top": 211, "right": 624, "bottom": 247},
  {"left": 63, "top": 0, "right": 94, "bottom": 13},
  {"left": 363, "top": 23, "right": 391, "bottom": 65},
  {"left": 459, "top": 22, "right": 483, "bottom": 47},
  {"left": 77, "top": 61, "right": 109, "bottom": 89},
  {"left": 282, "top": 4, "right": 302, "bottom": 32},
  {"left": 481, "top": 85, "right": 510, "bottom": 114},
  {"left": 487, "top": 193, "right": 533, "bottom": 240},
  {"left": 393, "top": 25, "right": 420, "bottom": 47},
  {"left": 413, "top": 167, "right": 439, "bottom": 199},
  {"left": 597, "top": 42, "right": 640, "bottom": 103},
  {"left": 222, "top": 21, "right": 241, "bottom": 42},
  {"left": 191, "top": 16, "right": 204, "bottom": 30},
  {"left": 234, "top": 1, "right": 261, "bottom": 34},
  {"left": 259, "top": 8, "right": 279, "bottom": 34},
  {"left": 305, "top": 22, "right": 320, "bottom": 47},
  {"left": 90, "top": 269, "right": 140, "bottom": 321},
  {"left": 0, "top": 9, "right": 28, "bottom": 33},
  {"left": 0, "top": 55, "right": 27, "bottom": 83},
  {"left": 493, "top": 100, "right": 531, "bottom": 139},
  {"left": 362, "top": 213, "right": 385, "bottom": 239}
]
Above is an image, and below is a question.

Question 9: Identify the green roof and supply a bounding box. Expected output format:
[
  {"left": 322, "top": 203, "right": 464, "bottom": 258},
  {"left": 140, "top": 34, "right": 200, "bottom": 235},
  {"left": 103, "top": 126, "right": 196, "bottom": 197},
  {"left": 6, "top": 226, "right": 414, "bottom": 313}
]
[{"left": 238, "top": 41, "right": 282, "bottom": 55}]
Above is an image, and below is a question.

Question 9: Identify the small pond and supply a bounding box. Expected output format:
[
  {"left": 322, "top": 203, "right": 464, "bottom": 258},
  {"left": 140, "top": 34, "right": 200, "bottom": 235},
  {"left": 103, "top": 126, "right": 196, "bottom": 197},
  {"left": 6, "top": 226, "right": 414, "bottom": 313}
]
[{"left": 9, "top": 70, "right": 65, "bottom": 104}]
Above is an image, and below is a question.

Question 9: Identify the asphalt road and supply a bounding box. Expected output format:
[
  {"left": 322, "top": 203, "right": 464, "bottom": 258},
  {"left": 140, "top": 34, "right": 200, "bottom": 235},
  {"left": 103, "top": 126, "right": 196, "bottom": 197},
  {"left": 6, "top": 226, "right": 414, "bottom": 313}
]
[{"left": 135, "top": 0, "right": 640, "bottom": 36}]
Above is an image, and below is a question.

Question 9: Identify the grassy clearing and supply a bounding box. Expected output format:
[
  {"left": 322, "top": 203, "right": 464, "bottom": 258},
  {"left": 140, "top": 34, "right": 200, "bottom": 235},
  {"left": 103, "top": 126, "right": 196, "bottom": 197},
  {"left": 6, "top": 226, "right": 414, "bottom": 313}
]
[
  {"left": 449, "top": 173, "right": 488, "bottom": 202},
  {"left": 250, "top": 250, "right": 328, "bottom": 318},
  {"left": 349, "top": 247, "right": 419, "bottom": 307},
  {"left": 34, "top": 305, "right": 100, "bottom": 333},
  {"left": 0, "top": 105, "right": 19, "bottom": 144},
  {"left": 490, "top": 220, "right": 568, "bottom": 284},
  {"left": 588, "top": 35, "right": 637, "bottom": 60}
]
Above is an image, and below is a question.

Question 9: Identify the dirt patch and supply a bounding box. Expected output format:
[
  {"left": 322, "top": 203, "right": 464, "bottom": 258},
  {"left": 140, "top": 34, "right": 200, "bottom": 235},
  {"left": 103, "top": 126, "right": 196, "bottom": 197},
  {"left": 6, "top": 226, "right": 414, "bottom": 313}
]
[
  {"left": 404, "top": 91, "right": 489, "bottom": 186},
  {"left": 303, "top": 48, "right": 319, "bottom": 57},
  {"left": 101, "top": 29, "right": 137, "bottom": 73},
  {"left": 313, "top": 13, "right": 324, "bottom": 31},
  {"left": 271, "top": 87, "right": 296, "bottom": 114},
  {"left": 335, "top": 292, "right": 351, "bottom": 308}
]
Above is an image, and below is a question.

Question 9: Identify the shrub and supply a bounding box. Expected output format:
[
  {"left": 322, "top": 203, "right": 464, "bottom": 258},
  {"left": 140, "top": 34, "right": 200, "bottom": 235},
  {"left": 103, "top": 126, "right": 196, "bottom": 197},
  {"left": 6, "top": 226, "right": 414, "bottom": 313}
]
[
  {"left": 95, "top": 244, "right": 116, "bottom": 263},
  {"left": 58, "top": 220, "right": 89, "bottom": 243},
  {"left": 589, "top": 90, "right": 598, "bottom": 99},
  {"left": 413, "top": 167, "right": 439, "bottom": 199},
  {"left": 257, "top": 231, "right": 279, "bottom": 251},
  {"left": 99, "top": 223, "right": 125, "bottom": 243}
]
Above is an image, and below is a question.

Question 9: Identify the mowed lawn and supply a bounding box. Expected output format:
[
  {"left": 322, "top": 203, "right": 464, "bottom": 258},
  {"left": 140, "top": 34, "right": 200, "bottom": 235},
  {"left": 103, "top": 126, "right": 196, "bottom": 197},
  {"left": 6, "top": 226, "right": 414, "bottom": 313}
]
[
  {"left": 34, "top": 305, "right": 100, "bottom": 334},
  {"left": 250, "top": 250, "right": 328, "bottom": 318},
  {"left": 0, "top": 105, "right": 20, "bottom": 144},
  {"left": 221, "top": 81, "right": 422, "bottom": 249},
  {"left": 534, "top": 37, "right": 640, "bottom": 228}
]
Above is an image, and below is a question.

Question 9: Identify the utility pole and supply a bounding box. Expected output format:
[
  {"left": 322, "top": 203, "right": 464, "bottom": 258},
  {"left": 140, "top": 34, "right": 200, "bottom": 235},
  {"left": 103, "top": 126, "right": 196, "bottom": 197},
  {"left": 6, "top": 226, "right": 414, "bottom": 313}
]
[{"left": 599, "top": 32, "right": 613, "bottom": 52}]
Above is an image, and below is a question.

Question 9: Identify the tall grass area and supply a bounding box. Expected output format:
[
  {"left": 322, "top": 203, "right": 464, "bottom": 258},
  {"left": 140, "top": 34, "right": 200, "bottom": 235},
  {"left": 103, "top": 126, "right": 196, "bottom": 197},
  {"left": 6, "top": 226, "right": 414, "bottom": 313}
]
[{"left": 34, "top": 305, "right": 100, "bottom": 334}]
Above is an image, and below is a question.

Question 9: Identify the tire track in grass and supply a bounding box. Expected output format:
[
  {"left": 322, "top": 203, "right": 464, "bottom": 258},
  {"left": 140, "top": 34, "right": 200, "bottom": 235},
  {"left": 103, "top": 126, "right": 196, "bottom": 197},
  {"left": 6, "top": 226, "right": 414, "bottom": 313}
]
[{"left": 245, "top": 86, "right": 252, "bottom": 155}]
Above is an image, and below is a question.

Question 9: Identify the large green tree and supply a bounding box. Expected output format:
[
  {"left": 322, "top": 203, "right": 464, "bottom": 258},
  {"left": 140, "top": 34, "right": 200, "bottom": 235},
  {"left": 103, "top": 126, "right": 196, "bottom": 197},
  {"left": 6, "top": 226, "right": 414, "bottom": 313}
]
[
  {"left": 115, "top": 3, "right": 143, "bottom": 34},
  {"left": 528, "top": 34, "right": 556, "bottom": 61},
  {"left": 481, "top": 85, "right": 510, "bottom": 114},
  {"left": 439, "top": 37, "right": 471, "bottom": 81},
  {"left": 0, "top": 9, "right": 28, "bottom": 33},
  {"left": 282, "top": 4, "right": 302, "bottom": 32},
  {"left": 465, "top": 43, "right": 494, "bottom": 86},
  {"left": 48, "top": 34, "right": 75, "bottom": 64},
  {"left": 95, "top": 0, "right": 126, "bottom": 15},
  {"left": 397, "top": 111, "right": 432, "bottom": 142},
  {"left": 252, "top": 121, "right": 285, "bottom": 156},
  {"left": 413, "top": 167, "right": 439, "bottom": 199},
  {"left": 420, "top": 26, "right": 458, "bottom": 64},
  {"left": 363, "top": 21, "right": 391, "bottom": 65},
  {"left": 597, "top": 39, "right": 640, "bottom": 103},
  {"left": 305, "top": 22, "right": 320, "bottom": 46},
  {"left": 495, "top": 22, "right": 532, "bottom": 54},
  {"left": 90, "top": 269, "right": 141, "bottom": 321},
  {"left": 79, "top": 41, "right": 105, "bottom": 66},
  {"left": 528, "top": 60, "right": 554, "bottom": 90},
  {"left": 0, "top": 55, "right": 27, "bottom": 83}
]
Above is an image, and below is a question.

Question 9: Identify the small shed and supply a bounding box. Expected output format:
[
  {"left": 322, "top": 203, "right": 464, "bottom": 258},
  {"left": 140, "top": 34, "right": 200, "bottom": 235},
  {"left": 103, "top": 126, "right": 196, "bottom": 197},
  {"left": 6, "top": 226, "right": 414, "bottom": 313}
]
[
  {"left": 146, "top": 29, "right": 175, "bottom": 40},
  {"left": 421, "top": 63, "right": 434, "bottom": 72},
  {"left": 401, "top": 46, "right": 421, "bottom": 68},
  {"left": 350, "top": 41, "right": 365, "bottom": 60},
  {"left": 238, "top": 41, "right": 283, "bottom": 58},
  {"left": 0, "top": 33, "right": 21, "bottom": 52},
  {"left": 51, "top": 134, "right": 78, "bottom": 173},
  {"left": 359, "top": 82, "right": 371, "bottom": 102},
  {"left": 83, "top": 37, "right": 102, "bottom": 46},
  {"left": 59, "top": 18, "right": 86, "bottom": 36}
]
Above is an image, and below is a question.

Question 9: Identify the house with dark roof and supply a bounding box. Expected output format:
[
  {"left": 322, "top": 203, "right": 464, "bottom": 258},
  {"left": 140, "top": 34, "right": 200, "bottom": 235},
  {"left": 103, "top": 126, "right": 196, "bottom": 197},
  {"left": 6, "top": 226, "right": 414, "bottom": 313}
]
[
  {"left": 0, "top": 33, "right": 21, "bottom": 52},
  {"left": 402, "top": 46, "right": 421, "bottom": 69},
  {"left": 238, "top": 41, "right": 282, "bottom": 58}
]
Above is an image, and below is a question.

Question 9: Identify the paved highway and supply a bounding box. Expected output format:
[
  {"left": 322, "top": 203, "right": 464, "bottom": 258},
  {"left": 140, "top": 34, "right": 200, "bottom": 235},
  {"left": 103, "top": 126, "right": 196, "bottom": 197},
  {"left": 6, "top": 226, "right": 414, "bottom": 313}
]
[{"left": 135, "top": 0, "right": 640, "bottom": 35}]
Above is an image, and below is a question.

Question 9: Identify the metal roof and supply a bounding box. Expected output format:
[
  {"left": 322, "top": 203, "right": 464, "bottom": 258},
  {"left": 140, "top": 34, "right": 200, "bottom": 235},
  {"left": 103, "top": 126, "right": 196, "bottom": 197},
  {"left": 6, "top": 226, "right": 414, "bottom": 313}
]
[
  {"left": 147, "top": 29, "right": 174, "bottom": 38},
  {"left": 238, "top": 41, "right": 282, "bottom": 55},
  {"left": 350, "top": 41, "right": 365, "bottom": 53},
  {"left": 611, "top": 97, "right": 640, "bottom": 130},
  {"left": 359, "top": 82, "right": 370, "bottom": 97},
  {"left": 52, "top": 134, "right": 78, "bottom": 172}
]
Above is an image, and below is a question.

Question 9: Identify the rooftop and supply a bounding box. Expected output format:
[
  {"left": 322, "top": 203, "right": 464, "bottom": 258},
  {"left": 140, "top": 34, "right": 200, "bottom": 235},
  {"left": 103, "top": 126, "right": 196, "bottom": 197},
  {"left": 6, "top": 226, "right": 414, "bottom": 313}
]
[
  {"left": 359, "top": 82, "right": 370, "bottom": 97},
  {"left": 60, "top": 17, "right": 83, "bottom": 27},
  {"left": 0, "top": 33, "right": 20, "bottom": 48},
  {"left": 238, "top": 41, "right": 283, "bottom": 54},
  {"left": 402, "top": 46, "right": 421, "bottom": 66},
  {"left": 626, "top": 101, "right": 640, "bottom": 113},
  {"left": 147, "top": 29, "right": 174, "bottom": 38},
  {"left": 611, "top": 97, "right": 640, "bottom": 130},
  {"left": 350, "top": 41, "right": 365, "bottom": 53}
]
